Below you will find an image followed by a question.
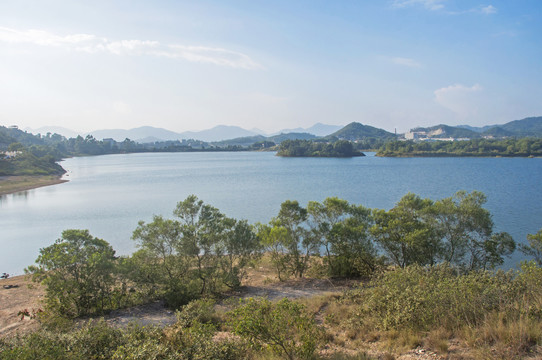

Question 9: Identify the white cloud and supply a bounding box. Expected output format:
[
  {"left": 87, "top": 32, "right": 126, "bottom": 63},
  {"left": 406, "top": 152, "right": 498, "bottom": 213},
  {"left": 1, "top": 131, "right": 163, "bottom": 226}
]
[
  {"left": 434, "top": 84, "right": 483, "bottom": 118},
  {"left": 0, "top": 27, "right": 96, "bottom": 46},
  {"left": 480, "top": 5, "right": 497, "bottom": 14},
  {"left": 391, "top": 0, "right": 446, "bottom": 11},
  {"left": 391, "top": 1, "right": 497, "bottom": 15},
  {"left": 0, "top": 27, "right": 261, "bottom": 69},
  {"left": 390, "top": 57, "right": 422, "bottom": 68}
]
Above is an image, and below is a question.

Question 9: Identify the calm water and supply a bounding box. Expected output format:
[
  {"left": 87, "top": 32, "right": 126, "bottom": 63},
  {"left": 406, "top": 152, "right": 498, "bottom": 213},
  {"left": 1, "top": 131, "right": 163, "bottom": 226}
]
[{"left": 2, "top": 152, "right": 542, "bottom": 275}]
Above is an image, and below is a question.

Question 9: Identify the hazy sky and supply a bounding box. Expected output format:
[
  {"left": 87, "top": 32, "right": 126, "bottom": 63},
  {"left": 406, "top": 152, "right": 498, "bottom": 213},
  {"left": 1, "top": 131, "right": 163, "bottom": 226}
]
[{"left": 1, "top": 0, "right": 541, "bottom": 133}]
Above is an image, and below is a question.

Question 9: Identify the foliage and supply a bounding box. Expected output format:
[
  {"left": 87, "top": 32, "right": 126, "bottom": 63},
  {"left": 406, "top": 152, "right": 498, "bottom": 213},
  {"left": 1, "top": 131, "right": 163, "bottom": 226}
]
[
  {"left": 371, "top": 193, "right": 438, "bottom": 268},
  {"left": 228, "top": 298, "right": 322, "bottom": 360},
  {"left": 376, "top": 138, "right": 542, "bottom": 157},
  {"left": 308, "top": 197, "right": 378, "bottom": 277},
  {"left": 25, "top": 230, "right": 121, "bottom": 318},
  {"left": 0, "top": 315, "right": 244, "bottom": 360},
  {"left": 277, "top": 139, "right": 363, "bottom": 157},
  {"left": 520, "top": 229, "right": 542, "bottom": 265},
  {"left": 131, "top": 195, "right": 260, "bottom": 307},
  {"left": 349, "top": 264, "right": 518, "bottom": 331},
  {"left": 371, "top": 191, "right": 515, "bottom": 270}
]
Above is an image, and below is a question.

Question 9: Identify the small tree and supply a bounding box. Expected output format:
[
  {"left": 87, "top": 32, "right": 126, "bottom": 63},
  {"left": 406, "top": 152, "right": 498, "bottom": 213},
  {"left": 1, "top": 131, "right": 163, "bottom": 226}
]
[{"left": 26, "top": 229, "right": 118, "bottom": 317}]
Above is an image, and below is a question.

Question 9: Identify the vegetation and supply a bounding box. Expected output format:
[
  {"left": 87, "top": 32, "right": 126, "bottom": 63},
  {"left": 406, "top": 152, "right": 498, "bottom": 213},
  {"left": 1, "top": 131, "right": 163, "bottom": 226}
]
[
  {"left": 11, "top": 192, "right": 542, "bottom": 359},
  {"left": 277, "top": 139, "right": 363, "bottom": 157},
  {"left": 228, "top": 298, "right": 322, "bottom": 360},
  {"left": 376, "top": 138, "right": 542, "bottom": 157},
  {"left": 25, "top": 230, "right": 122, "bottom": 318}
]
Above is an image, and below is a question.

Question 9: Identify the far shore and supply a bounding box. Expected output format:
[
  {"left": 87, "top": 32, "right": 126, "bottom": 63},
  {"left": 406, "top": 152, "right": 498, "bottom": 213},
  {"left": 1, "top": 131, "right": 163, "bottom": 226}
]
[{"left": 0, "top": 175, "right": 68, "bottom": 196}]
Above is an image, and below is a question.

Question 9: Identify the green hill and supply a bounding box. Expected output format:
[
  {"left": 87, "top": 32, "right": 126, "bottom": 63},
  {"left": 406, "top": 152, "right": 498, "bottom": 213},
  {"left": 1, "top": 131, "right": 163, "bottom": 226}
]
[
  {"left": 498, "top": 116, "right": 542, "bottom": 137},
  {"left": 328, "top": 122, "right": 395, "bottom": 141}
]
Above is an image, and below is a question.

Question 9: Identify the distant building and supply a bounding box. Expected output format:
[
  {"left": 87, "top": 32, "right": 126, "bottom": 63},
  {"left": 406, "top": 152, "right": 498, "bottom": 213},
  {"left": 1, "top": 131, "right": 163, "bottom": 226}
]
[{"left": 404, "top": 131, "right": 427, "bottom": 140}]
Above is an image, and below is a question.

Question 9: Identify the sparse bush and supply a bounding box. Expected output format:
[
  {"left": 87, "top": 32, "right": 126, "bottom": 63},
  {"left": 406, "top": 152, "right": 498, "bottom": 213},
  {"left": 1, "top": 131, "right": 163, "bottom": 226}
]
[
  {"left": 228, "top": 297, "right": 322, "bottom": 360},
  {"left": 352, "top": 264, "right": 516, "bottom": 331}
]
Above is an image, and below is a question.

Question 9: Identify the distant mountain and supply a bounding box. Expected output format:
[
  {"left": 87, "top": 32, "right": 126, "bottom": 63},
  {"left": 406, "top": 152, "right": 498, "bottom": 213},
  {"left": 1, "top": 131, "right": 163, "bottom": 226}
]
[
  {"left": 481, "top": 127, "right": 514, "bottom": 137},
  {"left": 178, "top": 125, "right": 259, "bottom": 142},
  {"left": 411, "top": 125, "right": 480, "bottom": 139},
  {"left": 25, "top": 126, "right": 81, "bottom": 139},
  {"left": 212, "top": 132, "right": 316, "bottom": 147},
  {"left": 276, "top": 123, "right": 343, "bottom": 137},
  {"left": 456, "top": 125, "right": 494, "bottom": 133},
  {"left": 458, "top": 116, "right": 542, "bottom": 138},
  {"left": 498, "top": 116, "right": 542, "bottom": 137},
  {"left": 89, "top": 126, "right": 182, "bottom": 142},
  {"left": 328, "top": 122, "right": 395, "bottom": 141}
]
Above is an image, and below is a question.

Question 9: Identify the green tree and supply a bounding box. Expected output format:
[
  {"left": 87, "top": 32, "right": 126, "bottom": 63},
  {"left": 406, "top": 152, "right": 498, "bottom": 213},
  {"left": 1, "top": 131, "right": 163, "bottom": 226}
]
[
  {"left": 26, "top": 230, "right": 118, "bottom": 317},
  {"left": 432, "top": 191, "right": 515, "bottom": 270},
  {"left": 131, "top": 215, "right": 195, "bottom": 306},
  {"left": 371, "top": 193, "right": 438, "bottom": 268},
  {"left": 520, "top": 229, "right": 542, "bottom": 265},
  {"left": 308, "top": 197, "right": 377, "bottom": 277},
  {"left": 275, "top": 200, "right": 317, "bottom": 278}
]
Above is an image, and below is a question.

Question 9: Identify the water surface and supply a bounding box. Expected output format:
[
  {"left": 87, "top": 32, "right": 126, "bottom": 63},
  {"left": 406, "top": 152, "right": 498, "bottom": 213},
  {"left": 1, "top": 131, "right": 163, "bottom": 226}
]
[{"left": 2, "top": 152, "right": 541, "bottom": 274}]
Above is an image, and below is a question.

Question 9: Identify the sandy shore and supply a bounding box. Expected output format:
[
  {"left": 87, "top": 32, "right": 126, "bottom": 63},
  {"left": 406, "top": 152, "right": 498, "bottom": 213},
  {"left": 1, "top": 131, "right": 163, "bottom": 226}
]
[{"left": 0, "top": 175, "right": 68, "bottom": 196}]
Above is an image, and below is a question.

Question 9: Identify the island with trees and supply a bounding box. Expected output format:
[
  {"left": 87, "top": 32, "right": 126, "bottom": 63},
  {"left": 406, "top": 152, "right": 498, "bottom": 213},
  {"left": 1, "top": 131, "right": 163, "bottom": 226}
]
[{"left": 277, "top": 139, "right": 364, "bottom": 157}]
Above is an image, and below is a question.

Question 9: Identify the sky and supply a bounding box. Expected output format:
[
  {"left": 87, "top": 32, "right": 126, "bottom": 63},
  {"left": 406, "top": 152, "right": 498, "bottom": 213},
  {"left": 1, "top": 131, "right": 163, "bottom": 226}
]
[{"left": 0, "top": 0, "right": 541, "bottom": 134}]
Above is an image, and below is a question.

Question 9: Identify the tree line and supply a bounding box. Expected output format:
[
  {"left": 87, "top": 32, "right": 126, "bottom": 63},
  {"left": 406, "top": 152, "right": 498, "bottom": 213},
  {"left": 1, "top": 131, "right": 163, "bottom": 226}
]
[
  {"left": 376, "top": 138, "right": 542, "bottom": 157},
  {"left": 25, "top": 191, "right": 523, "bottom": 319}
]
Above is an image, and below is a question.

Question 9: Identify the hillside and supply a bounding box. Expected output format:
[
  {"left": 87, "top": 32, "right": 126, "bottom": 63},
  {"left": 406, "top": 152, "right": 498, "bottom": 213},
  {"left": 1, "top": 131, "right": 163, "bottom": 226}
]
[
  {"left": 328, "top": 122, "right": 395, "bottom": 141},
  {"left": 499, "top": 116, "right": 542, "bottom": 137},
  {"left": 458, "top": 116, "right": 542, "bottom": 138},
  {"left": 411, "top": 124, "right": 481, "bottom": 139}
]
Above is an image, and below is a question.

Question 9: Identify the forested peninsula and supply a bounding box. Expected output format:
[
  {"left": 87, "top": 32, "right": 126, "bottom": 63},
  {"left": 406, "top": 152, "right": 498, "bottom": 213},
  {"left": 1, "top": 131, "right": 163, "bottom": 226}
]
[{"left": 376, "top": 138, "right": 542, "bottom": 157}]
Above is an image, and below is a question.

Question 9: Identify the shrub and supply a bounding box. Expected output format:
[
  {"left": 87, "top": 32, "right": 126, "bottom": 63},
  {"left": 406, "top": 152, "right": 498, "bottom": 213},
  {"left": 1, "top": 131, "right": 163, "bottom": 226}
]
[
  {"left": 351, "top": 264, "right": 516, "bottom": 331},
  {"left": 228, "top": 297, "right": 322, "bottom": 360}
]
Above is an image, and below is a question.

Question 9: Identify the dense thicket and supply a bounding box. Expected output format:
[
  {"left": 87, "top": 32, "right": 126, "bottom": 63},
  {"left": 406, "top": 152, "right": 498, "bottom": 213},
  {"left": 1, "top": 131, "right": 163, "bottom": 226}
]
[{"left": 376, "top": 138, "right": 542, "bottom": 157}]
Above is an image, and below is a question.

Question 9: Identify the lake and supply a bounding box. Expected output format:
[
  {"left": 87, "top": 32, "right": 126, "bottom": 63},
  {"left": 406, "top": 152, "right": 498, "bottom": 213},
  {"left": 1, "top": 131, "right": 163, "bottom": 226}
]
[{"left": 2, "top": 151, "right": 542, "bottom": 275}]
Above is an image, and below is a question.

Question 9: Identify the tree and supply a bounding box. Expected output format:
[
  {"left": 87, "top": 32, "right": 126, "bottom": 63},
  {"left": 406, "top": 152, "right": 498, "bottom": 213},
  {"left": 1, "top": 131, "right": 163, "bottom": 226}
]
[
  {"left": 275, "top": 200, "right": 317, "bottom": 278},
  {"left": 371, "top": 193, "right": 438, "bottom": 268},
  {"left": 26, "top": 230, "right": 118, "bottom": 317},
  {"left": 520, "top": 229, "right": 542, "bottom": 266},
  {"left": 308, "top": 197, "right": 376, "bottom": 277},
  {"left": 432, "top": 191, "right": 516, "bottom": 270},
  {"left": 131, "top": 215, "right": 195, "bottom": 306}
]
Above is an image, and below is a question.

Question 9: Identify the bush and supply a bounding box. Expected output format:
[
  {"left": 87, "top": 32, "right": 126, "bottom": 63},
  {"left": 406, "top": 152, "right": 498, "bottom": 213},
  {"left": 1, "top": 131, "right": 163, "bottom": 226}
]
[
  {"left": 351, "top": 264, "right": 517, "bottom": 331},
  {"left": 228, "top": 298, "right": 322, "bottom": 360}
]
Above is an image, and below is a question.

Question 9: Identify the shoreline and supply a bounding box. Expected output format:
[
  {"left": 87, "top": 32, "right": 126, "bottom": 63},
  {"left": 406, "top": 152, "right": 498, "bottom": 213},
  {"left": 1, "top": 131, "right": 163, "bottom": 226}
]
[{"left": 0, "top": 175, "right": 68, "bottom": 196}]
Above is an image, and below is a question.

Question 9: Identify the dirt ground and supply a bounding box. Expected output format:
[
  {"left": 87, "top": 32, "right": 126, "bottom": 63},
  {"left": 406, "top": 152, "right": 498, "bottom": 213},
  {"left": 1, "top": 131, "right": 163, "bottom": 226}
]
[{"left": 0, "top": 275, "right": 43, "bottom": 336}]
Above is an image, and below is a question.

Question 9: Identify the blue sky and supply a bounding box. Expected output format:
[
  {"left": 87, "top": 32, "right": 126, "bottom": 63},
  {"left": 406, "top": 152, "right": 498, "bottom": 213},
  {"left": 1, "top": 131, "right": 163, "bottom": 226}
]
[{"left": 1, "top": 0, "right": 541, "bottom": 133}]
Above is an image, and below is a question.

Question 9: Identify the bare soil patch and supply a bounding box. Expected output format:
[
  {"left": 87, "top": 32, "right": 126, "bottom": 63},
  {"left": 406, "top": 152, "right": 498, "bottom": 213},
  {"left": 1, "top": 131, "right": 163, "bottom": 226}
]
[
  {"left": 0, "top": 175, "right": 67, "bottom": 195},
  {"left": 0, "top": 275, "right": 43, "bottom": 337}
]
